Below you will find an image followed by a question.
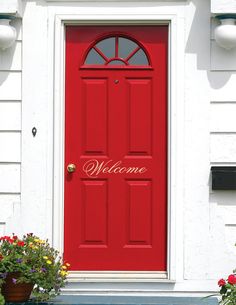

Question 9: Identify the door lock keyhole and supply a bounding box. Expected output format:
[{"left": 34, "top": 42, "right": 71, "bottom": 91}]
[
  {"left": 114, "top": 80, "right": 119, "bottom": 84},
  {"left": 32, "top": 127, "right": 37, "bottom": 137}
]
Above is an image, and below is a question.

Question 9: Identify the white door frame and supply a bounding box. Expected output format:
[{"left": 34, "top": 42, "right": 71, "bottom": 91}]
[{"left": 52, "top": 12, "right": 183, "bottom": 283}]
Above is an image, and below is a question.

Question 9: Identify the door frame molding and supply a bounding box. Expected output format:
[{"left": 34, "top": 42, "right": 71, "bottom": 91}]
[{"left": 53, "top": 12, "right": 182, "bottom": 282}]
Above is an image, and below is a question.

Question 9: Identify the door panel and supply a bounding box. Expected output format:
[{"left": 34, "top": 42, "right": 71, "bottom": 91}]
[
  {"left": 82, "top": 78, "right": 108, "bottom": 154},
  {"left": 126, "top": 180, "right": 152, "bottom": 246},
  {"left": 64, "top": 26, "right": 168, "bottom": 271},
  {"left": 127, "top": 78, "right": 152, "bottom": 154},
  {"left": 81, "top": 180, "right": 108, "bottom": 247}
]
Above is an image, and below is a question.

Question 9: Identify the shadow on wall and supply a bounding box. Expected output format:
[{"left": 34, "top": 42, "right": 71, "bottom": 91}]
[
  {"left": 207, "top": 71, "right": 234, "bottom": 90},
  {"left": 185, "top": 0, "right": 234, "bottom": 88},
  {"left": 0, "top": 47, "right": 15, "bottom": 86},
  {"left": 210, "top": 191, "right": 236, "bottom": 206}
]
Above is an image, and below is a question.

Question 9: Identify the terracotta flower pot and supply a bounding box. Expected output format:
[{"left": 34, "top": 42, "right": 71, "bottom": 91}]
[{"left": 1, "top": 272, "right": 34, "bottom": 302}]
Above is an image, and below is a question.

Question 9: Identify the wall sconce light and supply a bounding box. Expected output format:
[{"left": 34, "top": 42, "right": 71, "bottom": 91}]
[
  {"left": 215, "top": 14, "right": 236, "bottom": 50},
  {"left": 0, "top": 15, "right": 17, "bottom": 50}
]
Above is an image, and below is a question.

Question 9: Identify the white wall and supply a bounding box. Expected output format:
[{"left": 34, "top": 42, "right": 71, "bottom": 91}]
[
  {"left": 0, "top": 18, "right": 22, "bottom": 236},
  {"left": 1, "top": 0, "right": 236, "bottom": 296},
  {"left": 0, "top": 0, "right": 22, "bottom": 16},
  {"left": 211, "top": 0, "right": 236, "bottom": 14},
  {"left": 208, "top": 20, "right": 236, "bottom": 278},
  {"left": 183, "top": 0, "right": 236, "bottom": 283}
]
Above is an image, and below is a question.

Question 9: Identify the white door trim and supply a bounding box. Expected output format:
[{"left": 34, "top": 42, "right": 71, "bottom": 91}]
[{"left": 52, "top": 12, "right": 182, "bottom": 283}]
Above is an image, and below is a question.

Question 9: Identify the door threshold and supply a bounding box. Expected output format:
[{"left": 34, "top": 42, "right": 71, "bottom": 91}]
[{"left": 68, "top": 271, "right": 168, "bottom": 282}]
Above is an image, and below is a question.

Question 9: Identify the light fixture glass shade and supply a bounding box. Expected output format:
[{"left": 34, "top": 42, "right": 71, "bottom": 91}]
[
  {"left": 215, "top": 17, "right": 236, "bottom": 50},
  {"left": 0, "top": 18, "right": 16, "bottom": 50}
]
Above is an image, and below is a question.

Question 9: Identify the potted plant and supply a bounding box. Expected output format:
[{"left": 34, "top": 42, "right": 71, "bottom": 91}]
[
  {"left": 218, "top": 273, "right": 236, "bottom": 305},
  {"left": 0, "top": 233, "right": 70, "bottom": 303}
]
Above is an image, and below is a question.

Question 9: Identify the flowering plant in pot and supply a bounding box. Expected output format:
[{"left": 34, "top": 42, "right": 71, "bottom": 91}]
[
  {"left": 0, "top": 233, "right": 70, "bottom": 303},
  {"left": 218, "top": 274, "right": 236, "bottom": 305}
]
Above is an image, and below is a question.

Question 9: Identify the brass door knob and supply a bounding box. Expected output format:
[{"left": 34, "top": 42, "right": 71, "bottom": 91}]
[{"left": 67, "top": 163, "right": 76, "bottom": 173}]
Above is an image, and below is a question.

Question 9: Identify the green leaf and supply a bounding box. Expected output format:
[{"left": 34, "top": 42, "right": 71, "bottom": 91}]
[{"left": 221, "top": 286, "right": 228, "bottom": 294}]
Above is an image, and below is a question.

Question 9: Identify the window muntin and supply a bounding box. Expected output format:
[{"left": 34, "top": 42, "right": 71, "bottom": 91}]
[{"left": 84, "top": 36, "right": 150, "bottom": 66}]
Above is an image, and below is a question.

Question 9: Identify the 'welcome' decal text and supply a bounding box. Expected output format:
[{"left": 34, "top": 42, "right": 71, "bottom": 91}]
[{"left": 83, "top": 159, "right": 147, "bottom": 178}]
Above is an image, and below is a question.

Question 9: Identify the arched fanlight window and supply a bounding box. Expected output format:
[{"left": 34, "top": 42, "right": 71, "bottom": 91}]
[{"left": 84, "top": 36, "right": 150, "bottom": 66}]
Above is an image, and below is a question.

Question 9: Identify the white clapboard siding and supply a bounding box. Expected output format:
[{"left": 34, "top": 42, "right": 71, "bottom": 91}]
[
  {"left": 0, "top": 102, "right": 21, "bottom": 130},
  {"left": 211, "top": 133, "right": 236, "bottom": 162},
  {"left": 0, "top": 72, "right": 21, "bottom": 100},
  {"left": 0, "top": 223, "right": 5, "bottom": 236},
  {"left": 211, "top": 0, "right": 236, "bottom": 14},
  {"left": 0, "top": 14, "right": 22, "bottom": 238},
  {"left": 0, "top": 194, "right": 20, "bottom": 221},
  {"left": 210, "top": 103, "right": 236, "bottom": 132},
  {"left": 0, "top": 42, "right": 22, "bottom": 71},
  {"left": 0, "top": 164, "right": 20, "bottom": 193},
  {"left": 0, "top": 194, "right": 21, "bottom": 237},
  {"left": 0, "top": 132, "right": 21, "bottom": 162},
  {"left": 210, "top": 73, "right": 236, "bottom": 102},
  {"left": 225, "top": 225, "right": 236, "bottom": 255}
]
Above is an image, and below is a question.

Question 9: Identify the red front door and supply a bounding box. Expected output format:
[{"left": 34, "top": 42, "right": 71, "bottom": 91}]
[{"left": 64, "top": 26, "right": 168, "bottom": 271}]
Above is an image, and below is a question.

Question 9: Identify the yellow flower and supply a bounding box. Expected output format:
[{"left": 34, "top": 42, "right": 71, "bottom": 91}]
[
  {"left": 60, "top": 270, "right": 68, "bottom": 276},
  {"left": 43, "top": 256, "right": 48, "bottom": 260},
  {"left": 65, "top": 263, "right": 70, "bottom": 267},
  {"left": 61, "top": 265, "right": 67, "bottom": 270},
  {"left": 39, "top": 240, "right": 45, "bottom": 244},
  {"left": 34, "top": 239, "right": 40, "bottom": 243},
  {"left": 46, "top": 260, "right": 52, "bottom": 265}
]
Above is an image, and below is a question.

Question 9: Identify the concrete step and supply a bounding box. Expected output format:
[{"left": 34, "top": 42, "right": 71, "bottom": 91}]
[{"left": 5, "top": 295, "right": 218, "bottom": 305}]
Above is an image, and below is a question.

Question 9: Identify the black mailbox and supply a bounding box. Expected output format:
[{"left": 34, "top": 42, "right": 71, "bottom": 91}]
[{"left": 211, "top": 166, "right": 236, "bottom": 190}]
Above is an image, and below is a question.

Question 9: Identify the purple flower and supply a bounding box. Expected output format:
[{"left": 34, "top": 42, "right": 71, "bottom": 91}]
[
  {"left": 29, "top": 269, "right": 36, "bottom": 273},
  {"left": 41, "top": 268, "right": 47, "bottom": 272},
  {"left": 12, "top": 278, "right": 17, "bottom": 284},
  {"left": 0, "top": 273, "right": 7, "bottom": 279},
  {"left": 16, "top": 258, "right": 22, "bottom": 263}
]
